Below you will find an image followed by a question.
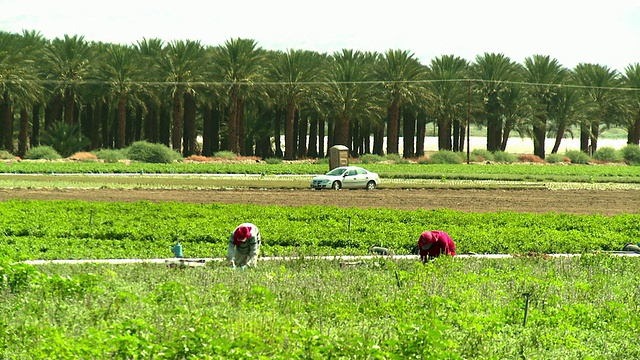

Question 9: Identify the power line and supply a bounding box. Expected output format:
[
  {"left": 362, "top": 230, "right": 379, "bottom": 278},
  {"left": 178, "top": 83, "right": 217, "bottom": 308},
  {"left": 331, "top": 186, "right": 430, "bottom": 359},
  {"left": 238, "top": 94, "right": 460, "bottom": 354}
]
[{"left": 2, "top": 78, "right": 640, "bottom": 92}]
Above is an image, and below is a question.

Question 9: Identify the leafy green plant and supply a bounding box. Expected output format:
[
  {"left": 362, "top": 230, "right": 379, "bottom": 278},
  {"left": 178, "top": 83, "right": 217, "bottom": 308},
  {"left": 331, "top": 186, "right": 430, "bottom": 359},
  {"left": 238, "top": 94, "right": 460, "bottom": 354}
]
[
  {"left": 546, "top": 153, "right": 568, "bottom": 164},
  {"left": 0, "top": 150, "right": 15, "bottom": 160},
  {"left": 264, "top": 157, "right": 282, "bottom": 164},
  {"left": 471, "top": 149, "right": 495, "bottom": 161},
  {"left": 621, "top": 144, "right": 640, "bottom": 165},
  {"left": 493, "top": 151, "right": 518, "bottom": 163},
  {"left": 24, "top": 145, "right": 62, "bottom": 160},
  {"left": 93, "top": 149, "right": 127, "bottom": 163},
  {"left": 593, "top": 147, "right": 621, "bottom": 162},
  {"left": 564, "top": 150, "right": 592, "bottom": 164},
  {"left": 359, "top": 153, "right": 385, "bottom": 164},
  {"left": 39, "top": 122, "right": 90, "bottom": 157},
  {"left": 429, "top": 151, "right": 463, "bottom": 164},
  {"left": 126, "top": 141, "right": 183, "bottom": 164}
]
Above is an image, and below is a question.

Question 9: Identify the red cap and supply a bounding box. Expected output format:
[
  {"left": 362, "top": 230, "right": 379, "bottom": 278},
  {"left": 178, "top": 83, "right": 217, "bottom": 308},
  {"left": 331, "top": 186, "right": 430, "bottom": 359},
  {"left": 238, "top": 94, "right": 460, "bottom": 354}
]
[
  {"left": 420, "top": 231, "right": 435, "bottom": 243},
  {"left": 233, "top": 226, "right": 251, "bottom": 242}
]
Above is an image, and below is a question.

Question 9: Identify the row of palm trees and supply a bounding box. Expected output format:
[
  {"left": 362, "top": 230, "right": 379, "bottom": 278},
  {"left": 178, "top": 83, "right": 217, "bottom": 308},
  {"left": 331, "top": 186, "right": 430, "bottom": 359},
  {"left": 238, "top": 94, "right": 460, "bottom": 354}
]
[{"left": 1, "top": 29, "right": 640, "bottom": 160}]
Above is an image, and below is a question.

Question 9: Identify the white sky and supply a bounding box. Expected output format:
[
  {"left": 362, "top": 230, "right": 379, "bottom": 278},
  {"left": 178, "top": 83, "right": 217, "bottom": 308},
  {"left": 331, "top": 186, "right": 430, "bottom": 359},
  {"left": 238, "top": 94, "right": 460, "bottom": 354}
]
[{"left": 1, "top": 0, "right": 639, "bottom": 73}]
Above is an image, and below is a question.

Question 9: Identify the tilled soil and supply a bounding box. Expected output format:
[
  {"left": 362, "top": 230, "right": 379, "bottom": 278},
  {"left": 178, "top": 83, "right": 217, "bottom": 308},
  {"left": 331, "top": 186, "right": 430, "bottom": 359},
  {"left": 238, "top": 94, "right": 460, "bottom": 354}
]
[{"left": 1, "top": 188, "right": 638, "bottom": 216}]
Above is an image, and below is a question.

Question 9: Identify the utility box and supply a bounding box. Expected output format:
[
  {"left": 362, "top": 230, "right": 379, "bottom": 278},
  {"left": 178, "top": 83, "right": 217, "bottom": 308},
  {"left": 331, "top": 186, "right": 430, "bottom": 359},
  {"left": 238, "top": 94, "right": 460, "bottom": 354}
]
[{"left": 329, "top": 145, "right": 349, "bottom": 170}]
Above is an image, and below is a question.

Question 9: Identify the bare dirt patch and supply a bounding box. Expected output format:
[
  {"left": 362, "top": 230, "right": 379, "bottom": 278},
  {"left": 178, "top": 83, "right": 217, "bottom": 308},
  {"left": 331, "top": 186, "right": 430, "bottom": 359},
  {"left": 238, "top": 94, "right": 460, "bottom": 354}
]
[{"left": 1, "top": 188, "right": 638, "bottom": 216}]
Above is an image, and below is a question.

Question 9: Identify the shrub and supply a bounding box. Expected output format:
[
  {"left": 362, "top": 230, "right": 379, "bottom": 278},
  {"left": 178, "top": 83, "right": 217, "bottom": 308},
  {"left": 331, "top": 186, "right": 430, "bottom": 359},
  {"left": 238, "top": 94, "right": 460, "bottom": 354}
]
[
  {"left": 518, "top": 154, "right": 544, "bottom": 163},
  {"left": 545, "top": 153, "right": 570, "bottom": 164},
  {"left": 264, "top": 157, "right": 282, "bottom": 164},
  {"left": 0, "top": 150, "right": 15, "bottom": 160},
  {"left": 384, "top": 153, "right": 402, "bottom": 163},
  {"left": 359, "top": 154, "right": 385, "bottom": 164},
  {"left": 493, "top": 151, "right": 518, "bottom": 163},
  {"left": 564, "top": 150, "right": 591, "bottom": 164},
  {"left": 456, "top": 151, "right": 480, "bottom": 162},
  {"left": 428, "top": 151, "right": 463, "bottom": 164},
  {"left": 93, "top": 149, "right": 127, "bottom": 163},
  {"left": 39, "top": 122, "right": 90, "bottom": 157},
  {"left": 471, "top": 149, "right": 494, "bottom": 161},
  {"left": 592, "top": 147, "right": 622, "bottom": 162},
  {"left": 621, "top": 144, "right": 640, "bottom": 165},
  {"left": 213, "top": 151, "right": 236, "bottom": 160},
  {"left": 126, "top": 141, "right": 183, "bottom": 163},
  {"left": 25, "top": 146, "right": 62, "bottom": 160}
]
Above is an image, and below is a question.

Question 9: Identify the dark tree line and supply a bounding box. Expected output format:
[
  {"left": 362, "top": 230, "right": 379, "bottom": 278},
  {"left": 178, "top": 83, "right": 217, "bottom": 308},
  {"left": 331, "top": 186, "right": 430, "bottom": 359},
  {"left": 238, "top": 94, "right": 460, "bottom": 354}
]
[{"left": 1, "top": 30, "right": 640, "bottom": 160}]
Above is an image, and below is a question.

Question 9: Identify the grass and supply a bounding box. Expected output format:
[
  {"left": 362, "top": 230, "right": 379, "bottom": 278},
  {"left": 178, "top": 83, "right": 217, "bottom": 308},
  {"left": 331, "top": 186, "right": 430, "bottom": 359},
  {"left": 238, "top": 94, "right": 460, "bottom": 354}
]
[{"left": 2, "top": 256, "right": 639, "bottom": 358}]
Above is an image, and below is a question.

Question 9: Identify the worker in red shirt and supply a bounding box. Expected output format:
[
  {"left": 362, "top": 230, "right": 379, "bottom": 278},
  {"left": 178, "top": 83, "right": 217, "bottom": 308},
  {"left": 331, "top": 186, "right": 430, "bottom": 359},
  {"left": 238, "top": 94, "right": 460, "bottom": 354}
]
[{"left": 417, "top": 230, "right": 456, "bottom": 263}]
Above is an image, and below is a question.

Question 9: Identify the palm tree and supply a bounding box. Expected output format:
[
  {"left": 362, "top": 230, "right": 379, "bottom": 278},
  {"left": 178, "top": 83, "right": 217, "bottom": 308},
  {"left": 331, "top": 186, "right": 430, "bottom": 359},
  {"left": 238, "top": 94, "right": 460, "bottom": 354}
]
[
  {"left": 97, "top": 43, "right": 142, "bottom": 149},
  {"left": 270, "top": 49, "right": 326, "bottom": 159},
  {"left": 425, "top": 55, "right": 469, "bottom": 151},
  {"left": 622, "top": 63, "right": 640, "bottom": 145},
  {"left": 573, "top": 63, "right": 623, "bottom": 154},
  {"left": 523, "top": 55, "right": 568, "bottom": 158},
  {"left": 42, "top": 34, "right": 92, "bottom": 125},
  {"left": 471, "top": 53, "right": 523, "bottom": 151},
  {"left": 210, "top": 38, "right": 265, "bottom": 155},
  {"left": 499, "top": 84, "right": 532, "bottom": 151},
  {"left": 373, "top": 49, "right": 426, "bottom": 155},
  {"left": 548, "top": 85, "right": 585, "bottom": 154},
  {"left": 323, "top": 49, "right": 373, "bottom": 149},
  {"left": 155, "top": 40, "right": 208, "bottom": 154},
  {"left": 0, "top": 31, "right": 44, "bottom": 154},
  {"left": 136, "top": 38, "right": 166, "bottom": 146}
]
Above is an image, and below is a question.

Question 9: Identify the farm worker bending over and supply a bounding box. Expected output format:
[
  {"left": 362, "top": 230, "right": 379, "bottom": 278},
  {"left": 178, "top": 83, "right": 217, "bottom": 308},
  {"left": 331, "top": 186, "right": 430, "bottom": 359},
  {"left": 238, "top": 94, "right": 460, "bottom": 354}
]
[
  {"left": 418, "top": 230, "right": 456, "bottom": 263},
  {"left": 227, "top": 223, "right": 261, "bottom": 269}
]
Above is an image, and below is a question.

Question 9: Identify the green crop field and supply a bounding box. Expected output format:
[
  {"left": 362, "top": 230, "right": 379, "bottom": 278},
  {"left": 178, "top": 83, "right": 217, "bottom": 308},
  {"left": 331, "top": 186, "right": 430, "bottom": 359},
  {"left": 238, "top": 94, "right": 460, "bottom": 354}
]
[{"left": 2, "top": 160, "right": 640, "bottom": 358}]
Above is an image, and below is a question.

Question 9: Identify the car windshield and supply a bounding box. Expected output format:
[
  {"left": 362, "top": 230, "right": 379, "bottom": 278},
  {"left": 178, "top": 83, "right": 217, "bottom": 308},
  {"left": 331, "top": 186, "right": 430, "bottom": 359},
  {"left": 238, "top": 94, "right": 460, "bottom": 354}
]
[{"left": 326, "top": 168, "right": 347, "bottom": 176}]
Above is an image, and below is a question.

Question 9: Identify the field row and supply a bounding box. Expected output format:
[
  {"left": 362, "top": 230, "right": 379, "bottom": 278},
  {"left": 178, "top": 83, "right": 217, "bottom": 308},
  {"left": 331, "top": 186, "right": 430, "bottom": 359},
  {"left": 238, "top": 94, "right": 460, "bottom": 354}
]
[{"left": 1, "top": 200, "right": 638, "bottom": 260}]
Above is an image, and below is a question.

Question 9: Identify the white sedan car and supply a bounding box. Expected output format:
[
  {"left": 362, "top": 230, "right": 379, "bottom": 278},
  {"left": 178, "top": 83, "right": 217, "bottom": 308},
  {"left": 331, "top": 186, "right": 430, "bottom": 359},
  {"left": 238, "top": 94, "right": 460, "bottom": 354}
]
[{"left": 310, "top": 166, "right": 379, "bottom": 190}]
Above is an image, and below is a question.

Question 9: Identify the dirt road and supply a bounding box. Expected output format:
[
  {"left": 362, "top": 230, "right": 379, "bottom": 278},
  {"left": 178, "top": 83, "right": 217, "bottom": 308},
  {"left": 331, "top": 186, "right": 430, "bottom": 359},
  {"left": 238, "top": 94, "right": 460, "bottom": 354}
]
[{"left": 1, "top": 188, "right": 637, "bottom": 216}]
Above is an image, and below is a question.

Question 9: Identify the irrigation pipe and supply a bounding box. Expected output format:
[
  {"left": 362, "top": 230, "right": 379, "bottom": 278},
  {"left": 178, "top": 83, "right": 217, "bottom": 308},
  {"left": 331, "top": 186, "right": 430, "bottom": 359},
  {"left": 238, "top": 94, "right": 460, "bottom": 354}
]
[{"left": 21, "top": 252, "right": 640, "bottom": 266}]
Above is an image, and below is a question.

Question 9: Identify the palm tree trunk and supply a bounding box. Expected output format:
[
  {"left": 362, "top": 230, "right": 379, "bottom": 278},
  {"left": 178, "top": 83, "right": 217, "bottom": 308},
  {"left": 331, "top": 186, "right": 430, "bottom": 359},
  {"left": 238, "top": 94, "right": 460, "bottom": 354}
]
[
  {"left": 533, "top": 117, "right": 546, "bottom": 159},
  {"left": 64, "top": 88, "right": 75, "bottom": 124},
  {"left": 416, "top": 113, "right": 426, "bottom": 157},
  {"left": 116, "top": 95, "right": 126, "bottom": 149},
  {"left": 202, "top": 105, "right": 212, "bottom": 156},
  {"left": 551, "top": 125, "right": 566, "bottom": 154},
  {"left": 580, "top": 122, "right": 590, "bottom": 153},
  {"left": 101, "top": 101, "right": 110, "bottom": 148},
  {"left": 284, "top": 100, "right": 296, "bottom": 159},
  {"left": 297, "top": 115, "right": 307, "bottom": 158},
  {"left": 387, "top": 100, "right": 399, "bottom": 154},
  {"left": 228, "top": 93, "right": 238, "bottom": 153},
  {"left": 238, "top": 98, "right": 246, "bottom": 155},
  {"left": 183, "top": 91, "right": 197, "bottom": 156},
  {"left": 333, "top": 115, "right": 350, "bottom": 148},
  {"left": 172, "top": 89, "right": 183, "bottom": 152},
  {"left": 308, "top": 116, "right": 318, "bottom": 158},
  {"left": 437, "top": 118, "right": 450, "bottom": 151},
  {"left": 31, "top": 104, "right": 41, "bottom": 148},
  {"left": 274, "top": 107, "right": 283, "bottom": 158},
  {"left": 18, "top": 107, "right": 29, "bottom": 158},
  {"left": 590, "top": 120, "right": 599, "bottom": 154},
  {"left": 2, "top": 91, "right": 13, "bottom": 152},
  {"left": 632, "top": 116, "right": 640, "bottom": 145},
  {"left": 318, "top": 117, "right": 325, "bottom": 158},
  {"left": 403, "top": 108, "right": 416, "bottom": 158},
  {"left": 91, "top": 102, "right": 101, "bottom": 149}
]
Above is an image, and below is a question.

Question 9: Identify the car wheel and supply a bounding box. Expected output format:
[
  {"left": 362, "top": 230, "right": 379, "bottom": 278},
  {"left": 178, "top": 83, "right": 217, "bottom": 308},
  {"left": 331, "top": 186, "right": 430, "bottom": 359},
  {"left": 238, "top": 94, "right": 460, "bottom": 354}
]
[
  {"left": 313, "top": 188, "right": 322, "bottom": 191},
  {"left": 366, "top": 181, "right": 376, "bottom": 190},
  {"left": 331, "top": 181, "right": 342, "bottom": 190}
]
